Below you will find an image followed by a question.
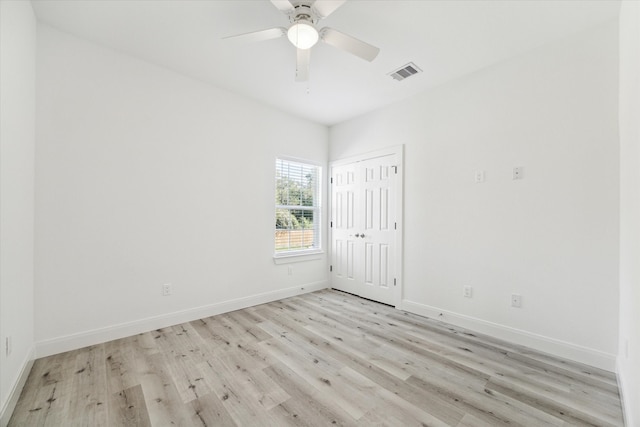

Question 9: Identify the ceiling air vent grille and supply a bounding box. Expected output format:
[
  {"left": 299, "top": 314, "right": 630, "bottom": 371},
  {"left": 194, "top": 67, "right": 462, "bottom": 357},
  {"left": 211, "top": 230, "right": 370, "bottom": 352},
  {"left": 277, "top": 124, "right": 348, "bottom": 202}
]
[{"left": 389, "top": 62, "right": 422, "bottom": 81}]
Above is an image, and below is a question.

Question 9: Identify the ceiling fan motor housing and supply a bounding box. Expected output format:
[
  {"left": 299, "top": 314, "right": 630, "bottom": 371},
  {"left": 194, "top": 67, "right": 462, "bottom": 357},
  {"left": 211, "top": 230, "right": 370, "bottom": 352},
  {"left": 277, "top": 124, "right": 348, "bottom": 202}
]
[{"left": 287, "top": 2, "right": 319, "bottom": 25}]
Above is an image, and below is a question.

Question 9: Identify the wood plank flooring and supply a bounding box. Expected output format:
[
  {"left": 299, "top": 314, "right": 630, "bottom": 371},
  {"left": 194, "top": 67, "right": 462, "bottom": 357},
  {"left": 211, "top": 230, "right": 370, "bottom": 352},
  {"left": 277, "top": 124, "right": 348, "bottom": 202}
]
[{"left": 9, "top": 289, "right": 624, "bottom": 426}]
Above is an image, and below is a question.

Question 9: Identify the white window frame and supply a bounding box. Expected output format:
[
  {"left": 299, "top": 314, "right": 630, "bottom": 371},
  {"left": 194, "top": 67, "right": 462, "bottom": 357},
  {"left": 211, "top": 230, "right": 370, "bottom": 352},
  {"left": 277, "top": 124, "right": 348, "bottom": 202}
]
[{"left": 274, "top": 156, "right": 323, "bottom": 261}]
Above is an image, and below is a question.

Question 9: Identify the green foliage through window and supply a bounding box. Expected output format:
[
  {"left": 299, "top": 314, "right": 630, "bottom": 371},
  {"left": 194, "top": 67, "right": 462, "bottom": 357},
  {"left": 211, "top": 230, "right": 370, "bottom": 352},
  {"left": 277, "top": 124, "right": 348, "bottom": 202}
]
[{"left": 275, "top": 158, "right": 320, "bottom": 252}]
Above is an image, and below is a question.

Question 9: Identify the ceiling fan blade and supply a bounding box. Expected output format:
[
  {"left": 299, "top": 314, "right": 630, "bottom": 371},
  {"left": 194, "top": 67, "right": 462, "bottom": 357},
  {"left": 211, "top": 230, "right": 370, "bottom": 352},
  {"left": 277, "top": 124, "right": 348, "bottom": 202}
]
[
  {"left": 312, "top": 0, "right": 347, "bottom": 18},
  {"left": 223, "top": 27, "right": 287, "bottom": 43},
  {"left": 271, "top": 0, "right": 294, "bottom": 13},
  {"left": 295, "top": 48, "right": 310, "bottom": 82},
  {"left": 319, "top": 27, "right": 379, "bottom": 62}
]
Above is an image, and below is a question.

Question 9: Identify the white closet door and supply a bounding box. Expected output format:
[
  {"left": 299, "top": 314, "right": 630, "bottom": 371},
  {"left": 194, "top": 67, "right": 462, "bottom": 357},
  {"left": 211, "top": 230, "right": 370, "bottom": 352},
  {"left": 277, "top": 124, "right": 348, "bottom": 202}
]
[
  {"left": 331, "top": 162, "right": 359, "bottom": 296},
  {"left": 331, "top": 153, "right": 399, "bottom": 306}
]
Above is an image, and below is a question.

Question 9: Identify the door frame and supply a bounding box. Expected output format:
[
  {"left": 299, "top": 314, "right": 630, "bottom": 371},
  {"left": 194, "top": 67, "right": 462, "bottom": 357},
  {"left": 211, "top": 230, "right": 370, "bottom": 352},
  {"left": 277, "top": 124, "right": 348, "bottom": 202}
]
[{"left": 328, "top": 145, "right": 404, "bottom": 308}]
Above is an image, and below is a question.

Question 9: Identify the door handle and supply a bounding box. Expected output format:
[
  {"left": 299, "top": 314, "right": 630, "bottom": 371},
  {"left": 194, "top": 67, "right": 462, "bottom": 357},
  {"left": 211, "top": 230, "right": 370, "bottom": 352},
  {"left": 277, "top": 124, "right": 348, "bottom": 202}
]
[
  {"left": 354, "top": 233, "right": 360, "bottom": 238},
  {"left": 360, "top": 234, "right": 365, "bottom": 238}
]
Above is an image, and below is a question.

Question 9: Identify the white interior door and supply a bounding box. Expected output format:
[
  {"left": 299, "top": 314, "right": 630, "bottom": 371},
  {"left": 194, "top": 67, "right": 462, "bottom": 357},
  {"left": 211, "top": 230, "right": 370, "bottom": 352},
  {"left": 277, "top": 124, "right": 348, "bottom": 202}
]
[
  {"left": 331, "top": 162, "right": 359, "bottom": 296},
  {"left": 330, "top": 151, "right": 401, "bottom": 306}
]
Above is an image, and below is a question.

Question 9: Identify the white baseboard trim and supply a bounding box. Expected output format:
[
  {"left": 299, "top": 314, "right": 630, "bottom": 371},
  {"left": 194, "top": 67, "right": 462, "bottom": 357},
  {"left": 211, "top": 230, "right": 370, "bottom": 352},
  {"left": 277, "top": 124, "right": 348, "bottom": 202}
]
[
  {"left": 616, "top": 359, "right": 633, "bottom": 427},
  {"left": 36, "top": 281, "right": 329, "bottom": 358},
  {"left": 401, "top": 299, "right": 616, "bottom": 372},
  {"left": 1, "top": 346, "right": 35, "bottom": 427}
]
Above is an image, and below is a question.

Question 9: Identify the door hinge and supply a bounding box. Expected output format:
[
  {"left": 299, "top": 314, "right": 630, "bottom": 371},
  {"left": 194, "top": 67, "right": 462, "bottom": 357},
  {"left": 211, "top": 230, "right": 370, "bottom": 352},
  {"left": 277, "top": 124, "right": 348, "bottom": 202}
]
[
  {"left": 394, "top": 278, "right": 397, "bottom": 286},
  {"left": 330, "top": 221, "right": 333, "bottom": 228},
  {"left": 394, "top": 222, "right": 397, "bottom": 230},
  {"left": 393, "top": 166, "right": 398, "bottom": 174},
  {"left": 330, "top": 177, "right": 333, "bottom": 184},
  {"left": 330, "top": 265, "right": 333, "bottom": 272}
]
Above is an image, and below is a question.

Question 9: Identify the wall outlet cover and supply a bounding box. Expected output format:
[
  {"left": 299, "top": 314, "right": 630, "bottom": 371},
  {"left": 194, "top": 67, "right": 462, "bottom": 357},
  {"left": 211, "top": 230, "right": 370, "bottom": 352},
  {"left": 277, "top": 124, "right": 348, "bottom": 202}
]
[
  {"left": 511, "top": 293, "right": 522, "bottom": 307},
  {"left": 162, "top": 283, "right": 172, "bottom": 296}
]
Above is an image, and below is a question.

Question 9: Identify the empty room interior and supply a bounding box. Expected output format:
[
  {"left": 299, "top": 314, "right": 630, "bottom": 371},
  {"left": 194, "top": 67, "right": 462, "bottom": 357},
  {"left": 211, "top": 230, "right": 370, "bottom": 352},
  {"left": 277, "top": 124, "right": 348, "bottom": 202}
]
[{"left": 1, "top": 0, "right": 639, "bottom": 425}]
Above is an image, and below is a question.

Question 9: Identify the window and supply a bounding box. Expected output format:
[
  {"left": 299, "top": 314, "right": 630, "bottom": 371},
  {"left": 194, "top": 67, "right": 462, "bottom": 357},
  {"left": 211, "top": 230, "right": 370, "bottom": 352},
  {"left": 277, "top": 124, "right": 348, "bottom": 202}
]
[{"left": 275, "top": 158, "right": 321, "bottom": 255}]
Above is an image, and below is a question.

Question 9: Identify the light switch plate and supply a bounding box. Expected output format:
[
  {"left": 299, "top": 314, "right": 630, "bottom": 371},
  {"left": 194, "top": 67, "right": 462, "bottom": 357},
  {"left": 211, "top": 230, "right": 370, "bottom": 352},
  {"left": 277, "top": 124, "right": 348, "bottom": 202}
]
[{"left": 513, "top": 167, "right": 523, "bottom": 180}]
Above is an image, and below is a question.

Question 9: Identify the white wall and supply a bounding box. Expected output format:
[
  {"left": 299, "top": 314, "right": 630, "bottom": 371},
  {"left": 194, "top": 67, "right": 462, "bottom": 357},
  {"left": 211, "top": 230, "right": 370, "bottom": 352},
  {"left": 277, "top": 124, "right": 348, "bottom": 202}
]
[
  {"left": 35, "top": 25, "right": 329, "bottom": 356},
  {"left": 0, "top": 0, "right": 36, "bottom": 422},
  {"left": 330, "top": 21, "right": 620, "bottom": 370},
  {"left": 618, "top": 1, "right": 640, "bottom": 424}
]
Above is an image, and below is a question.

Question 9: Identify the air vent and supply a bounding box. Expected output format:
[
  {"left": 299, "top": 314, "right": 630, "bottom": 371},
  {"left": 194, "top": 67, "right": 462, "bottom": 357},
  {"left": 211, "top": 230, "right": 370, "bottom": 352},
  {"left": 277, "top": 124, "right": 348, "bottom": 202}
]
[{"left": 389, "top": 62, "right": 422, "bottom": 81}]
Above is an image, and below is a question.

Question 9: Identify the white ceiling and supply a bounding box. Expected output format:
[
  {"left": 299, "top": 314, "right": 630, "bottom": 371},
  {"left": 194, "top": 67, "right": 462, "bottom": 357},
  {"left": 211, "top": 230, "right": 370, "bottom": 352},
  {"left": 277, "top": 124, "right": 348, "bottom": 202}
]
[{"left": 31, "top": 0, "right": 621, "bottom": 126}]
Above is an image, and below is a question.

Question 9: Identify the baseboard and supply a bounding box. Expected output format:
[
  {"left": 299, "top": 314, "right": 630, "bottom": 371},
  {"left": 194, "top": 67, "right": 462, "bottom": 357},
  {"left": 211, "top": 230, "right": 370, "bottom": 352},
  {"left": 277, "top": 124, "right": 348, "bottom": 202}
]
[
  {"left": 0, "top": 346, "right": 35, "bottom": 427},
  {"left": 401, "top": 299, "right": 616, "bottom": 372},
  {"left": 616, "top": 359, "right": 634, "bottom": 427},
  {"left": 36, "top": 281, "right": 329, "bottom": 358}
]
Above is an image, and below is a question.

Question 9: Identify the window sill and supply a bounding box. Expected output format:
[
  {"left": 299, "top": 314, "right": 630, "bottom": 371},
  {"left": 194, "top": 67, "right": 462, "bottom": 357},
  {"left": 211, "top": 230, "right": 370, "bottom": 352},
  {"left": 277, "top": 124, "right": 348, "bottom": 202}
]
[{"left": 273, "top": 250, "right": 325, "bottom": 264}]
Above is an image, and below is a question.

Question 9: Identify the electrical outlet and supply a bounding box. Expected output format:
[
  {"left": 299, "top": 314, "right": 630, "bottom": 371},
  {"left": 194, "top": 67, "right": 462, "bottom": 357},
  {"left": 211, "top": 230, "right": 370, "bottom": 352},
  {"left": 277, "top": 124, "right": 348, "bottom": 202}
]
[
  {"left": 162, "top": 283, "right": 172, "bottom": 296},
  {"left": 463, "top": 286, "right": 472, "bottom": 298},
  {"left": 511, "top": 294, "right": 522, "bottom": 308},
  {"left": 475, "top": 171, "right": 485, "bottom": 183}
]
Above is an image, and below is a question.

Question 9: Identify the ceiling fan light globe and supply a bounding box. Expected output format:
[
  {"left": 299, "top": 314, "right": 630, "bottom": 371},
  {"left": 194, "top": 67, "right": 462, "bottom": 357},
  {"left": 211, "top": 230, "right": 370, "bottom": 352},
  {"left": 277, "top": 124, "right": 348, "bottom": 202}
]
[{"left": 287, "top": 21, "right": 319, "bottom": 49}]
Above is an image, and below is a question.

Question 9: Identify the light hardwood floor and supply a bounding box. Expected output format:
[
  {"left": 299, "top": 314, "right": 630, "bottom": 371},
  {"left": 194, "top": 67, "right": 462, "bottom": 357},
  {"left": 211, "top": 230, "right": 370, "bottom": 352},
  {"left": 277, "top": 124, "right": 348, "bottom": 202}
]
[{"left": 9, "top": 289, "right": 624, "bottom": 426}]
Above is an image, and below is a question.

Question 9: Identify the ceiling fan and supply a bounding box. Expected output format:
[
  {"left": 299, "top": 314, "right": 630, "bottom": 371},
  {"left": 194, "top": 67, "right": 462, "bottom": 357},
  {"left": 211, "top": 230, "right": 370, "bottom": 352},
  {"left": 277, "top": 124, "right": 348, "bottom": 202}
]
[{"left": 224, "top": 0, "right": 380, "bottom": 82}]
